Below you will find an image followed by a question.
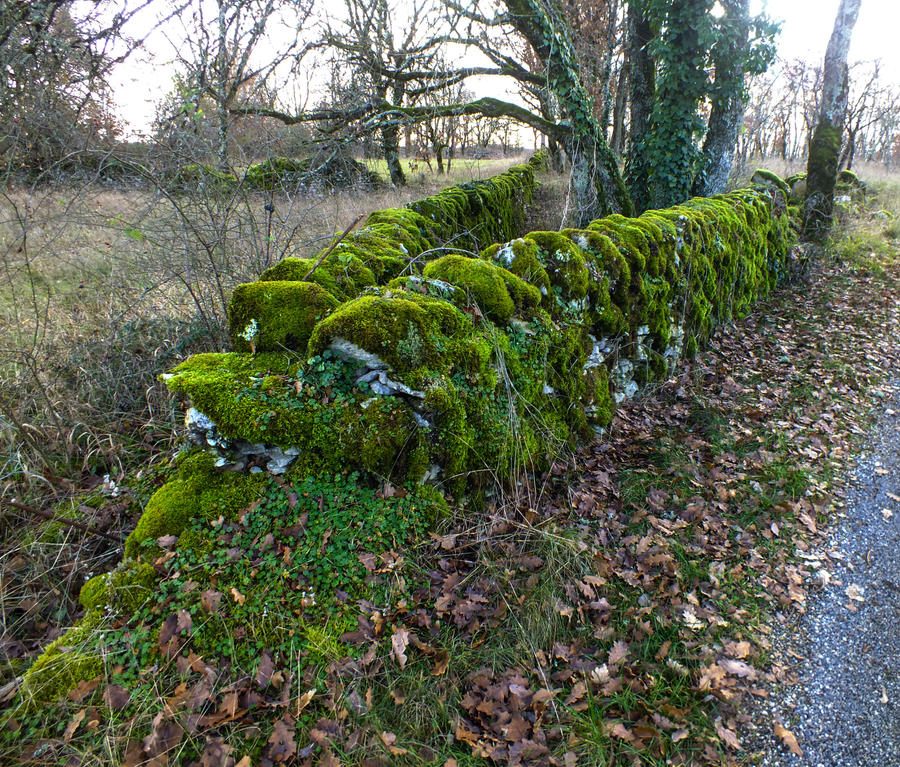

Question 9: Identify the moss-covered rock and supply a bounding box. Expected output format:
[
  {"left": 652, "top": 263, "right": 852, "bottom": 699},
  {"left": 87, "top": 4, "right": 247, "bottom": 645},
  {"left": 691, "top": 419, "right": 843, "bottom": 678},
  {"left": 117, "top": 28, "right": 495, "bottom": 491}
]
[
  {"left": 169, "top": 163, "right": 238, "bottom": 193},
  {"left": 751, "top": 169, "right": 790, "bottom": 198},
  {"left": 786, "top": 172, "right": 808, "bottom": 204},
  {"left": 483, "top": 237, "right": 552, "bottom": 298},
  {"left": 228, "top": 280, "right": 339, "bottom": 353},
  {"left": 307, "top": 291, "right": 481, "bottom": 379},
  {"left": 244, "top": 154, "right": 382, "bottom": 190},
  {"left": 422, "top": 255, "right": 540, "bottom": 323},
  {"left": 258, "top": 255, "right": 376, "bottom": 301},
  {"left": 838, "top": 169, "right": 864, "bottom": 188},
  {"left": 19, "top": 613, "right": 104, "bottom": 703},
  {"left": 124, "top": 452, "right": 265, "bottom": 559},
  {"left": 79, "top": 562, "right": 158, "bottom": 614},
  {"left": 524, "top": 231, "right": 590, "bottom": 307}
]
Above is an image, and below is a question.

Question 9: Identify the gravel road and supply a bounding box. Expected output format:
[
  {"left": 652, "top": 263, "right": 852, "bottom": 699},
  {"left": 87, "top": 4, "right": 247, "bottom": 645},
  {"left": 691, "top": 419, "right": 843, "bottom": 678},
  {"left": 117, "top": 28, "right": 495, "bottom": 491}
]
[{"left": 747, "top": 382, "right": 900, "bottom": 766}]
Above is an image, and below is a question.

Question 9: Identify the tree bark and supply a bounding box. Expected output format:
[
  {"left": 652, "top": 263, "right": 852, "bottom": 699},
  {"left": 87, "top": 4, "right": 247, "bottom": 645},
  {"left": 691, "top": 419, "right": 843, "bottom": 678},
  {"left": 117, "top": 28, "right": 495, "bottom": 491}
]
[
  {"left": 610, "top": 61, "right": 627, "bottom": 155},
  {"left": 383, "top": 81, "right": 407, "bottom": 186},
  {"left": 599, "top": 0, "right": 619, "bottom": 135},
  {"left": 623, "top": 0, "right": 656, "bottom": 213},
  {"left": 696, "top": 0, "right": 751, "bottom": 196},
  {"left": 381, "top": 121, "right": 406, "bottom": 185},
  {"left": 215, "top": 0, "right": 230, "bottom": 171},
  {"left": 802, "top": 0, "right": 863, "bottom": 242}
]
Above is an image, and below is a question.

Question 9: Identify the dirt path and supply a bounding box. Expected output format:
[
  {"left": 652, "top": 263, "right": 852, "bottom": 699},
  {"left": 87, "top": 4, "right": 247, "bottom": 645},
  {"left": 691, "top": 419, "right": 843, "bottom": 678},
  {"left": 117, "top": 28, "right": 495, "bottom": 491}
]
[{"left": 748, "top": 383, "right": 900, "bottom": 766}]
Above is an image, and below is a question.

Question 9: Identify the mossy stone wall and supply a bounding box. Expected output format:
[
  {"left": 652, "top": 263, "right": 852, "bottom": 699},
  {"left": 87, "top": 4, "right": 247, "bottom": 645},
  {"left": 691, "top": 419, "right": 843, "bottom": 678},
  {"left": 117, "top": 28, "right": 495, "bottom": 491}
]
[
  {"left": 19, "top": 164, "right": 799, "bottom": 703},
  {"left": 174, "top": 170, "right": 795, "bottom": 512}
]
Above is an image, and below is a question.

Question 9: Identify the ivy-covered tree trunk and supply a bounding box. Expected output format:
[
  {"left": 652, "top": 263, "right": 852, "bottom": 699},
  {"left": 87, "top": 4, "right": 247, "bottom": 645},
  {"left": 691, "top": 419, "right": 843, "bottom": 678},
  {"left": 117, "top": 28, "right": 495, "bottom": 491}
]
[
  {"left": 803, "top": 0, "right": 862, "bottom": 241},
  {"left": 696, "top": 0, "right": 751, "bottom": 196},
  {"left": 624, "top": 0, "right": 656, "bottom": 213},
  {"left": 644, "top": 0, "right": 712, "bottom": 209},
  {"left": 505, "top": 0, "right": 633, "bottom": 224}
]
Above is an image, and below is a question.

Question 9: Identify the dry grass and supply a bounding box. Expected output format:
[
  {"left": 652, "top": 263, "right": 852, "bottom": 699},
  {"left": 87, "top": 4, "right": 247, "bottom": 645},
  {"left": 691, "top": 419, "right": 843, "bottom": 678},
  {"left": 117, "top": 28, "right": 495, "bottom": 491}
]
[{"left": 731, "top": 157, "right": 900, "bottom": 186}]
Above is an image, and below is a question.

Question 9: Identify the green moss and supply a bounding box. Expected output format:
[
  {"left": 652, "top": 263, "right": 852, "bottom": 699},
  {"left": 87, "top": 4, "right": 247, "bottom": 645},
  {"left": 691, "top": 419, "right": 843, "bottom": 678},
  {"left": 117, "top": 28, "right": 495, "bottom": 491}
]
[
  {"left": 838, "top": 169, "right": 864, "bottom": 188},
  {"left": 348, "top": 400, "right": 424, "bottom": 479},
  {"left": 307, "top": 291, "right": 479, "bottom": 378},
  {"left": 527, "top": 149, "right": 550, "bottom": 171},
  {"left": 751, "top": 169, "right": 790, "bottom": 198},
  {"left": 385, "top": 275, "right": 466, "bottom": 304},
  {"left": 545, "top": 324, "right": 591, "bottom": 437},
  {"left": 422, "top": 383, "right": 475, "bottom": 497},
  {"left": 170, "top": 163, "right": 237, "bottom": 192},
  {"left": 524, "top": 232, "right": 590, "bottom": 306},
  {"left": 243, "top": 156, "right": 381, "bottom": 190},
  {"left": 258, "top": 256, "right": 376, "bottom": 301},
  {"left": 124, "top": 452, "right": 265, "bottom": 559},
  {"left": 632, "top": 349, "right": 668, "bottom": 386},
  {"left": 407, "top": 164, "right": 536, "bottom": 252},
  {"left": 584, "top": 363, "right": 614, "bottom": 427},
  {"left": 20, "top": 613, "right": 104, "bottom": 703},
  {"left": 422, "top": 255, "right": 540, "bottom": 323},
  {"left": 78, "top": 575, "right": 108, "bottom": 611},
  {"left": 243, "top": 156, "right": 305, "bottom": 189},
  {"left": 228, "top": 281, "right": 339, "bottom": 353},
  {"left": 483, "top": 238, "right": 551, "bottom": 298},
  {"left": 79, "top": 562, "right": 158, "bottom": 614}
]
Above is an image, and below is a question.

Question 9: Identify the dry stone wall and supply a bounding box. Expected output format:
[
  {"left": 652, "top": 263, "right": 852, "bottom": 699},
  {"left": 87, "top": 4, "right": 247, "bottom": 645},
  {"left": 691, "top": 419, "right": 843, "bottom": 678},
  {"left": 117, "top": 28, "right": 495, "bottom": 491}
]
[{"left": 19, "top": 163, "right": 798, "bottom": 702}]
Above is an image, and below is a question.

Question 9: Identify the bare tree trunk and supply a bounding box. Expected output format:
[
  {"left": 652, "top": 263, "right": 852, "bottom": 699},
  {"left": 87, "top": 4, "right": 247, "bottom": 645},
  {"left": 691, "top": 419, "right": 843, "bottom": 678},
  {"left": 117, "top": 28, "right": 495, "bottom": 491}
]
[
  {"left": 383, "top": 82, "right": 407, "bottom": 186},
  {"left": 216, "top": 0, "right": 230, "bottom": 171},
  {"left": 696, "top": 0, "right": 750, "bottom": 196},
  {"left": 381, "top": 122, "right": 406, "bottom": 186},
  {"left": 599, "top": 0, "right": 619, "bottom": 136},
  {"left": 802, "top": 0, "right": 863, "bottom": 242}
]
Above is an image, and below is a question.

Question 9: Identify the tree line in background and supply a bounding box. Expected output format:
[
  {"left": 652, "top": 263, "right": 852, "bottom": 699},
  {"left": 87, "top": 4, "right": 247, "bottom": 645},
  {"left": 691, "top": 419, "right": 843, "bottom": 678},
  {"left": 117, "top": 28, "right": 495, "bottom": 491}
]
[
  {"left": 0, "top": 0, "right": 889, "bottom": 225},
  {"left": 740, "top": 58, "right": 899, "bottom": 172}
]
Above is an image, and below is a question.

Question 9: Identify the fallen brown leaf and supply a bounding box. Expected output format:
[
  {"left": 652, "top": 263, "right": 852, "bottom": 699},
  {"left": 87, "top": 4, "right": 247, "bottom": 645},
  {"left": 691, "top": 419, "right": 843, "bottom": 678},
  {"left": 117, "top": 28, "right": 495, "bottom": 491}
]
[
  {"left": 63, "top": 710, "right": 85, "bottom": 742},
  {"left": 774, "top": 723, "right": 803, "bottom": 756},
  {"left": 265, "top": 715, "right": 297, "bottom": 763},
  {"left": 390, "top": 627, "right": 409, "bottom": 668},
  {"left": 103, "top": 683, "right": 131, "bottom": 711}
]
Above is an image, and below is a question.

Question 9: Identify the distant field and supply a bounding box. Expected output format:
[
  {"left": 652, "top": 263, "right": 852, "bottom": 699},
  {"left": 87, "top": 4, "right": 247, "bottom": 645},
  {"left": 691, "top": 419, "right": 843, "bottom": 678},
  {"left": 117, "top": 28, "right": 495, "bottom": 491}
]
[
  {"left": 732, "top": 158, "right": 899, "bottom": 187},
  {"left": 363, "top": 155, "right": 529, "bottom": 187}
]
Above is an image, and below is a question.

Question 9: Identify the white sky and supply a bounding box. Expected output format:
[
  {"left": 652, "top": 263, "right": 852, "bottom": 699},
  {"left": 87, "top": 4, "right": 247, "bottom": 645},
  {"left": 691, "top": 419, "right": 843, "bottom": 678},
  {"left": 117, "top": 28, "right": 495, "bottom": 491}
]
[
  {"left": 762, "top": 0, "right": 900, "bottom": 77},
  {"left": 112, "top": 0, "right": 900, "bottom": 137}
]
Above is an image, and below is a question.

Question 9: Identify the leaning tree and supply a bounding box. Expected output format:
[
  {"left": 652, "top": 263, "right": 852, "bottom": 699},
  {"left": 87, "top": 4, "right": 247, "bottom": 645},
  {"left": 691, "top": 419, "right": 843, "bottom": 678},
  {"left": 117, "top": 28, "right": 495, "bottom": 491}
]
[{"left": 234, "top": 0, "right": 634, "bottom": 224}]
